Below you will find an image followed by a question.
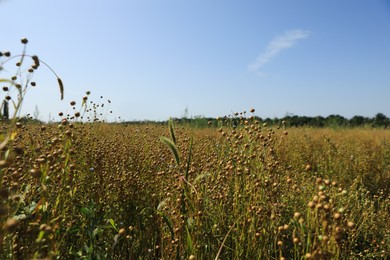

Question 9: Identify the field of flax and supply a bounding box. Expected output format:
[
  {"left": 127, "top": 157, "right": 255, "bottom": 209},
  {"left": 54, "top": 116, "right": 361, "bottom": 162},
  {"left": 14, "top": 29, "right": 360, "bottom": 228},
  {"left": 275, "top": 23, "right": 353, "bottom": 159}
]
[
  {"left": 0, "top": 116, "right": 389, "bottom": 259},
  {"left": 1, "top": 40, "right": 389, "bottom": 259}
]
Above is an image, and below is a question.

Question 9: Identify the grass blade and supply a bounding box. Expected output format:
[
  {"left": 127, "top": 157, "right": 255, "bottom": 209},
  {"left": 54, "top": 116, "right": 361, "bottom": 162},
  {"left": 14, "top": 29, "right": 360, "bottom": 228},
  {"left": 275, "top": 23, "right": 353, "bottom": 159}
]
[
  {"left": 160, "top": 136, "right": 180, "bottom": 165},
  {"left": 169, "top": 118, "right": 177, "bottom": 145},
  {"left": 185, "top": 135, "right": 193, "bottom": 180}
]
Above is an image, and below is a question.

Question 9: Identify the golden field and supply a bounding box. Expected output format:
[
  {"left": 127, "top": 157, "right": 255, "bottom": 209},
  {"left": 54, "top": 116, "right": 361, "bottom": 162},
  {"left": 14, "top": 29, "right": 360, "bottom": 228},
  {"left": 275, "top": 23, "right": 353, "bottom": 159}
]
[{"left": 0, "top": 118, "right": 389, "bottom": 259}]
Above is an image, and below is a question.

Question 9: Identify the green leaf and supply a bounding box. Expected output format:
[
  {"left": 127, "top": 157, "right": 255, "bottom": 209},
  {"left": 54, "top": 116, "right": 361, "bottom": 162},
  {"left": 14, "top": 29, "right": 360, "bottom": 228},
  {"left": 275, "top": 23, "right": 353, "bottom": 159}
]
[
  {"left": 93, "top": 227, "right": 103, "bottom": 237},
  {"left": 36, "top": 230, "right": 45, "bottom": 243},
  {"left": 186, "top": 225, "right": 194, "bottom": 254},
  {"left": 108, "top": 218, "right": 117, "bottom": 231},
  {"left": 141, "top": 207, "right": 175, "bottom": 241},
  {"left": 156, "top": 211, "right": 175, "bottom": 241},
  {"left": 80, "top": 207, "right": 91, "bottom": 216},
  {"left": 169, "top": 118, "right": 177, "bottom": 145},
  {"left": 160, "top": 136, "right": 180, "bottom": 165}
]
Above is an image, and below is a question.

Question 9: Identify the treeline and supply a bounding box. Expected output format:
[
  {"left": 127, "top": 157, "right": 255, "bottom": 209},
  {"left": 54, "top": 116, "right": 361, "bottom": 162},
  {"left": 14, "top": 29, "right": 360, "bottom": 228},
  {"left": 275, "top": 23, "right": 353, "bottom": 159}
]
[
  {"left": 125, "top": 113, "right": 390, "bottom": 128},
  {"left": 264, "top": 113, "right": 390, "bottom": 128},
  {"left": 18, "top": 112, "right": 388, "bottom": 128}
]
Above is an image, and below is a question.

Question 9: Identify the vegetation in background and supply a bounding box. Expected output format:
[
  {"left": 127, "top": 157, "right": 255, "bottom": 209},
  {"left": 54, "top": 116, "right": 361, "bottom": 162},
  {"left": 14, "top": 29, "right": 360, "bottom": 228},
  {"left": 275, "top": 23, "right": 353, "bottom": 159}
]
[{"left": 125, "top": 113, "right": 390, "bottom": 129}]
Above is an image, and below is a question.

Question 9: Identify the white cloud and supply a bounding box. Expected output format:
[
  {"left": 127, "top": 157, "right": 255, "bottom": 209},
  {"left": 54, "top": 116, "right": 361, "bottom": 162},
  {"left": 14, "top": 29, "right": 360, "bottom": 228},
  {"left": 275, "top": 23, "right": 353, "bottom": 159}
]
[{"left": 248, "top": 29, "right": 310, "bottom": 75}]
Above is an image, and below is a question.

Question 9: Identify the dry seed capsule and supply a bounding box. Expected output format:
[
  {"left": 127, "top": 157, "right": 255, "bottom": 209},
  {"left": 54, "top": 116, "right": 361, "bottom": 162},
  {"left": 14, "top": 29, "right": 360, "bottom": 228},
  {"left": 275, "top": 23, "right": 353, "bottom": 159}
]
[
  {"left": 32, "top": 55, "right": 40, "bottom": 67},
  {"left": 334, "top": 212, "right": 341, "bottom": 220},
  {"left": 118, "top": 228, "right": 126, "bottom": 236},
  {"left": 39, "top": 224, "right": 48, "bottom": 231},
  {"left": 3, "top": 218, "right": 18, "bottom": 232},
  {"left": 30, "top": 168, "right": 41, "bottom": 178}
]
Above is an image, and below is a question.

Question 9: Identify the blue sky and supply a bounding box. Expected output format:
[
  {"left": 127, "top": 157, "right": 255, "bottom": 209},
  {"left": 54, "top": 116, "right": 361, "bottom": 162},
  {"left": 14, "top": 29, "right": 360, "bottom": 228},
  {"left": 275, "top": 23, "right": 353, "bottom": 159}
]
[{"left": 1, "top": 0, "right": 390, "bottom": 121}]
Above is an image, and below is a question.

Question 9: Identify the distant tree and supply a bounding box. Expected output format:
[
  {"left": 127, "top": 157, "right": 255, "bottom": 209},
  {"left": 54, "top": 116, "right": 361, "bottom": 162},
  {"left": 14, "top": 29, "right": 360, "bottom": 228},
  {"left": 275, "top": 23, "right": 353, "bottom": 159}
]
[
  {"left": 373, "top": 113, "right": 389, "bottom": 128},
  {"left": 311, "top": 116, "right": 325, "bottom": 127},
  {"left": 326, "top": 114, "right": 347, "bottom": 127},
  {"left": 264, "top": 117, "right": 273, "bottom": 125},
  {"left": 349, "top": 115, "right": 366, "bottom": 127}
]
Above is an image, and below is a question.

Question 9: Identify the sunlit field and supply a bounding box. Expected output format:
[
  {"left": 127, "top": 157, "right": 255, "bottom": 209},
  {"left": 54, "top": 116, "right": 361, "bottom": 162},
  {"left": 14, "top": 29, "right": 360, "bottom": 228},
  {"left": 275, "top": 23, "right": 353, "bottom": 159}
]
[
  {"left": 1, "top": 40, "right": 389, "bottom": 259},
  {"left": 0, "top": 119, "right": 389, "bottom": 259}
]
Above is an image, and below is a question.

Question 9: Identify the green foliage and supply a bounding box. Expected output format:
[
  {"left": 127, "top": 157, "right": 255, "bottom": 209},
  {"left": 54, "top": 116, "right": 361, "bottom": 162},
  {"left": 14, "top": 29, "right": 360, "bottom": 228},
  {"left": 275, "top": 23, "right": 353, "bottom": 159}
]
[{"left": 124, "top": 113, "right": 390, "bottom": 129}]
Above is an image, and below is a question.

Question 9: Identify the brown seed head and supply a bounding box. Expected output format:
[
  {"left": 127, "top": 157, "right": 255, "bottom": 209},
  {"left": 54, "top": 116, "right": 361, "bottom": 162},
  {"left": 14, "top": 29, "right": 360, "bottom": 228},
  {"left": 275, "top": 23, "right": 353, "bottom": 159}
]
[
  {"left": 118, "top": 228, "right": 126, "bottom": 236},
  {"left": 32, "top": 55, "right": 40, "bottom": 67},
  {"left": 3, "top": 218, "right": 18, "bottom": 232},
  {"left": 294, "top": 212, "right": 301, "bottom": 219},
  {"left": 30, "top": 168, "right": 41, "bottom": 178},
  {"left": 333, "top": 212, "right": 341, "bottom": 220}
]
